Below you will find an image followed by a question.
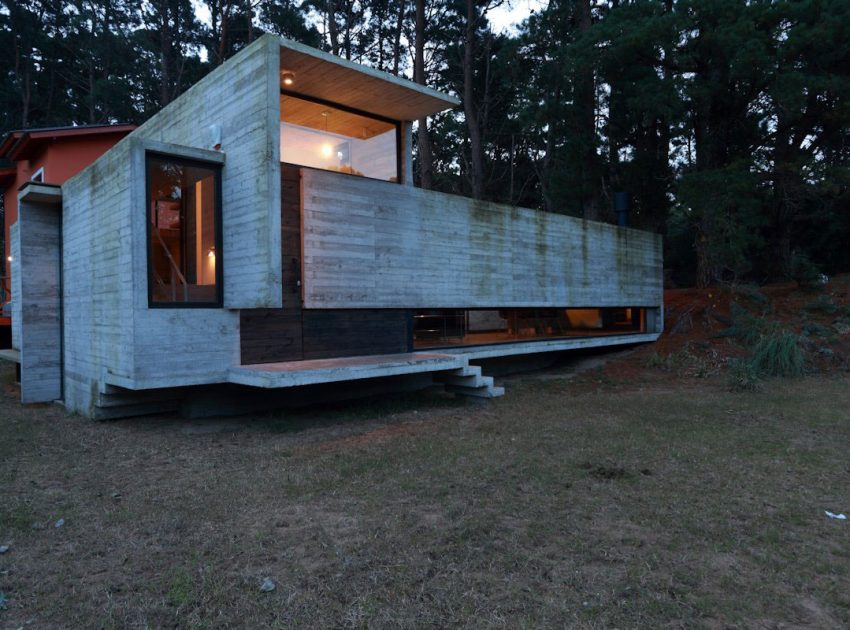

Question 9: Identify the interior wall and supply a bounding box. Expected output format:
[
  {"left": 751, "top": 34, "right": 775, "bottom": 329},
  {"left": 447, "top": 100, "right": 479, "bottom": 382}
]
[{"left": 279, "top": 123, "right": 397, "bottom": 181}]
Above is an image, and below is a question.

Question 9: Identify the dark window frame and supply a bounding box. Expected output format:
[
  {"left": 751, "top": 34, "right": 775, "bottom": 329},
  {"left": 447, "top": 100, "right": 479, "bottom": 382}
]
[
  {"left": 145, "top": 151, "right": 224, "bottom": 309},
  {"left": 280, "top": 89, "right": 403, "bottom": 185}
]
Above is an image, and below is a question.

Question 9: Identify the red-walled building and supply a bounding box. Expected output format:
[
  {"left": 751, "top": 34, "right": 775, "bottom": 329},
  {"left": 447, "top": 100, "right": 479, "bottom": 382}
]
[{"left": 0, "top": 124, "right": 135, "bottom": 344}]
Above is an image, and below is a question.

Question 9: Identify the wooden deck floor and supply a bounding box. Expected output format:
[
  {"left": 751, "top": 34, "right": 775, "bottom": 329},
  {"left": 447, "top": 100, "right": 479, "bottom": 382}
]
[{"left": 228, "top": 352, "right": 467, "bottom": 389}]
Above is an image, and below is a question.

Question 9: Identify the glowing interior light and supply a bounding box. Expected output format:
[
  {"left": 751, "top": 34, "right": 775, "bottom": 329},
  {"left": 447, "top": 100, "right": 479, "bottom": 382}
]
[
  {"left": 208, "top": 248, "right": 215, "bottom": 260},
  {"left": 321, "top": 144, "right": 333, "bottom": 158},
  {"left": 281, "top": 72, "right": 295, "bottom": 86}
]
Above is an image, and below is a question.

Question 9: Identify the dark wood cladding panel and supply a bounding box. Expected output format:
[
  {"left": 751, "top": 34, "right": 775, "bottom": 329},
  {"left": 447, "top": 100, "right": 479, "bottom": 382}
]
[
  {"left": 241, "top": 308, "right": 409, "bottom": 364},
  {"left": 240, "top": 165, "right": 303, "bottom": 364},
  {"left": 301, "top": 310, "right": 410, "bottom": 360},
  {"left": 240, "top": 164, "right": 412, "bottom": 365},
  {"left": 239, "top": 310, "right": 303, "bottom": 363}
]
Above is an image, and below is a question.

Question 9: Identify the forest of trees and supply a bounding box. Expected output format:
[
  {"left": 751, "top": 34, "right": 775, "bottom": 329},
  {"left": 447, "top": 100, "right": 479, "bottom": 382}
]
[{"left": 1, "top": 0, "right": 848, "bottom": 287}]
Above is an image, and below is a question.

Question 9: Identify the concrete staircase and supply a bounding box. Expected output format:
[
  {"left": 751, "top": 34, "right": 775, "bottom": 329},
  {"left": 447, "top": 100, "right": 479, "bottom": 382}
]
[{"left": 434, "top": 363, "right": 504, "bottom": 398}]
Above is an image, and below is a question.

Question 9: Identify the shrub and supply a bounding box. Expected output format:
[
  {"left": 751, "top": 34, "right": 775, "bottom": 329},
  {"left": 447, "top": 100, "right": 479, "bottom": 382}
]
[
  {"left": 718, "top": 303, "right": 767, "bottom": 346},
  {"left": 802, "top": 322, "right": 831, "bottom": 338},
  {"left": 789, "top": 253, "right": 823, "bottom": 289},
  {"left": 727, "top": 358, "right": 761, "bottom": 392},
  {"left": 644, "top": 352, "right": 669, "bottom": 370},
  {"left": 750, "top": 331, "right": 807, "bottom": 377},
  {"left": 803, "top": 295, "right": 839, "bottom": 316},
  {"left": 645, "top": 349, "right": 715, "bottom": 378},
  {"left": 734, "top": 284, "right": 769, "bottom": 306},
  {"left": 644, "top": 351, "right": 687, "bottom": 372}
]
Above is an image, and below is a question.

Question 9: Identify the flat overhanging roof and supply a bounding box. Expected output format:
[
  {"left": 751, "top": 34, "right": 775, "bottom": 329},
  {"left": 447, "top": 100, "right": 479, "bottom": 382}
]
[
  {"left": 18, "top": 181, "right": 63, "bottom": 205},
  {"left": 279, "top": 38, "right": 459, "bottom": 122}
]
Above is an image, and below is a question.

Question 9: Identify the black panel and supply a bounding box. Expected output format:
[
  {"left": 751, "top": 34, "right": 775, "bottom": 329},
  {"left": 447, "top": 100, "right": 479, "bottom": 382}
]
[{"left": 301, "top": 310, "right": 409, "bottom": 360}]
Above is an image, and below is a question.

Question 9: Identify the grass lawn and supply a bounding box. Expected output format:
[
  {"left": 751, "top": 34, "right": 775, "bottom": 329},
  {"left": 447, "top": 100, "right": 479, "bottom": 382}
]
[{"left": 1, "top": 360, "right": 849, "bottom": 628}]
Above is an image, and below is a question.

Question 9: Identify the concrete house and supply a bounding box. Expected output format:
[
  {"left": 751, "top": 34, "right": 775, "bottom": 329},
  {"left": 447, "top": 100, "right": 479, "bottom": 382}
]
[{"left": 6, "top": 35, "right": 663, "bottom": 419}]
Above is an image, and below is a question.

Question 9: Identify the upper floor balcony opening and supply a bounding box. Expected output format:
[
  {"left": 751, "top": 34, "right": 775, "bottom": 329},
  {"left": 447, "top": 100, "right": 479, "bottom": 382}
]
[{"left": 277, "top": 39, "right": 458, "bottom": 186}]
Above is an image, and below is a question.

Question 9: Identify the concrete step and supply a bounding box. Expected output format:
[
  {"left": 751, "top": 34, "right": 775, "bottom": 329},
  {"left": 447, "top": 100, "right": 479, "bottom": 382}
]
[
  {"left": 439, "top": 364, "right": 481, "bottom": 378},
  {"left": 97, "top": 389, "right": 181, "bottom": 408},
  {"left": 434, "top": 373, "right": 494, "bottom": 388},
  {"left": 93, "top": 400, "right": 180, "bottom": 421},
  {"left": 439, "top": 362, "right": 504, "bottom": 398},
  {"left": 445, "top": 384, "right": 505, "bottom": 398}
]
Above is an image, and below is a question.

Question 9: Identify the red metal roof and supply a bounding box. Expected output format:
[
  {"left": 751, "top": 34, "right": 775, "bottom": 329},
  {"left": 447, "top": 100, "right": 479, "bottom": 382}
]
[{"left": 0, "top": 124, "right": 136, "bottom": 161}]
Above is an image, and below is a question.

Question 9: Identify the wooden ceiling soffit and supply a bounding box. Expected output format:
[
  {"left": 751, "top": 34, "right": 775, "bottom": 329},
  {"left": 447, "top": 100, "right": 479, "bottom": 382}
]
[{"left": 279, "top": 39, "right": 459, "bottom": 122}]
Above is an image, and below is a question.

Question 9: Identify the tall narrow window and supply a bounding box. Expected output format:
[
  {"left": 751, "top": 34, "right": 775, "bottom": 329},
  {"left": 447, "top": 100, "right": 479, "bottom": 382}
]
[{"left": 146, "top": 154, "right": 222, "bottom": 307}]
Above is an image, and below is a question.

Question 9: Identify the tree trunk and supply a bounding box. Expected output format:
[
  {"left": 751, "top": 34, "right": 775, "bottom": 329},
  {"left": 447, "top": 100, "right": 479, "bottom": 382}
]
[
  {"left": 391, "top": 0, "right": 405, "bottom": 75},
  {"left": 376, "top": 0, "right": 385, "bottom": 70},
  {"left": 575, "top": 0, "right": 599, "bottom": 220},
  {"left": 414, "top": 0, "right": 434, "bottom": 188},
  {"left": 540, "top": 119, "right": 558, "bottom": 213},
  {"left": 159, "top": 8, "right": 173, "bottom": 107},
  {"left": 88, "top": 59, "right": 96, "bottom": 122},
  {"left": 328, "top": 0, "right": 340, "bottom": 56},
  {"left": 219, "top": 13, "right": 229, "bottom": 64},
  {"left": 694, "top": 227, "right": 713, "bottom": 289},
  {"left": 771, "top": 113, "right": 800, "bottom": 279},
  {"left": 464, "top": 0, "right": 485, "bottom": 200},
  {"left": 343, "top": 0, "right": 353, "bottom": 59}
]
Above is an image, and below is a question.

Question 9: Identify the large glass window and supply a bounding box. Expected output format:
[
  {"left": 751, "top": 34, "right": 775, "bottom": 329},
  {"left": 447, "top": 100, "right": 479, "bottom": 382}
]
[
  {"left": 413, "top": 308, "right": 646, "bottom": 348},
  {"left": 280, "top": 93, "right": 400, "bottom": 182},
  {"left": 146, "top": 154, "right": 222, "bottom": 307}
]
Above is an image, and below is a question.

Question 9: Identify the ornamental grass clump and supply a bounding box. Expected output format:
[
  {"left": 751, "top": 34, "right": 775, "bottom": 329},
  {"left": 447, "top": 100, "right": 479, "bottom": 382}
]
[{"left": 749, "top": 331, "right": 807, "bottom": 377}]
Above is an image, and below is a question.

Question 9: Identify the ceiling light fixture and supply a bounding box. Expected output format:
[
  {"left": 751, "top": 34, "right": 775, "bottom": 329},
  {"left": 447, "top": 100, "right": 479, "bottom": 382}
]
[{"left": 281, "top": 71, "right": 295, "bottom": 86}]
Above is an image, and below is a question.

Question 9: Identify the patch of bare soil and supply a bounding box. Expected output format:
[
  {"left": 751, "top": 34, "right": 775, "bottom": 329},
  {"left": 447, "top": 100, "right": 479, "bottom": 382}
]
[{"left": 596, "top": 274, "right": 850, "bottom": 383}]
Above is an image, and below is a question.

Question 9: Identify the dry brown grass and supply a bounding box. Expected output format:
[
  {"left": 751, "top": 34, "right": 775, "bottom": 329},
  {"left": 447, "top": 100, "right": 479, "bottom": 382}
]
[{"left": 1, "top": 361, "right": 850, "bottom": 628}]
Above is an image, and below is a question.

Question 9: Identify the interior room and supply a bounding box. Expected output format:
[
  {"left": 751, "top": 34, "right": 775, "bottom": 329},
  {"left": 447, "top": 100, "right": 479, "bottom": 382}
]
[
  {"left": 413, "top": 308, "right": 647, "bottom": 348},
  {"left": 279, "top": 93, "right": 399, "bottom": 182}
]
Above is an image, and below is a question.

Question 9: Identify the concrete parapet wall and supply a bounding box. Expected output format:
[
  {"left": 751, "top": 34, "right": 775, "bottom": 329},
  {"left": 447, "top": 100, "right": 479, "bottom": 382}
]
[{"left": 301, "top": 169, "right": 663, "bottom": 310}]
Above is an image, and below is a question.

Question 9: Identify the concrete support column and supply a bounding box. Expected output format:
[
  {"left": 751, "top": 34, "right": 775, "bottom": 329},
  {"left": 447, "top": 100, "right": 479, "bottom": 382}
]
[
  {"left": 16, "top": 183, "right": 63, "bottom": 403},
  {"left": 10, "top": 223, "right": 21, "bottom": 351},
  {"left": 402, "top": 121, "right": 414, "bottom": 186}
]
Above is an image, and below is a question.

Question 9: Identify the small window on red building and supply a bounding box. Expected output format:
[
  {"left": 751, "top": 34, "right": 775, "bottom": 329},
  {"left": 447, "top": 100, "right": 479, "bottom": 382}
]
[{"left": 146, "top": 154, "right": 222, "bottom": 307}]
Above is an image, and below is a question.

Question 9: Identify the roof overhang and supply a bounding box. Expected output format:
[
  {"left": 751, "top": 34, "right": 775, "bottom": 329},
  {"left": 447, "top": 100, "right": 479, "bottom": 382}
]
[
  {"left": 18, "top": 182, "right": 62, "bottom": 205},
  {"left": 279, "top": 38, "right": 459, "bottom": 122},
  {"left": 0, "top": 124, "right": 136, "bottom": 161}
]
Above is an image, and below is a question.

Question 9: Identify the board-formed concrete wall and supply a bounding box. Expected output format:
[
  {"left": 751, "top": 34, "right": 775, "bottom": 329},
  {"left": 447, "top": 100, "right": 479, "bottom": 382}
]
[
  {"left": 126, "top": 141, "right": 238, "bottom": 391},
  {"left": 301, "top": 169, "right": 663, "bottom": 309},
  {"left": 16, "top": 197, "right": 62, "bottom": 403},
  {"left": 59, "top": 35, "right": 281, "bottom": 414},
  {"left": 62, "top": 141, "right": 136, "bottom": 414},
  {"left": 10, "top": 223, "right": 21, "bottom": 351},
  {"left": 131, "top": 33, "right": 282, "bottom": 310}
]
